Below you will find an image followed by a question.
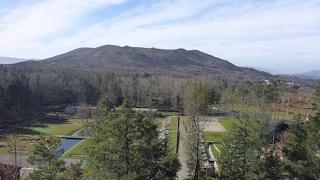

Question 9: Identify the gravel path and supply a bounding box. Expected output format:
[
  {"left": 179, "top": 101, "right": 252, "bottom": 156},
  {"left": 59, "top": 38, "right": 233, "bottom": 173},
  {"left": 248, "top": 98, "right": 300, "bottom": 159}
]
[
  {"left": 159, "top": 116, "right": 170, "bottom": 139},
  {"left": 176, "top": 116, "right": 189, "bottom": 180}
]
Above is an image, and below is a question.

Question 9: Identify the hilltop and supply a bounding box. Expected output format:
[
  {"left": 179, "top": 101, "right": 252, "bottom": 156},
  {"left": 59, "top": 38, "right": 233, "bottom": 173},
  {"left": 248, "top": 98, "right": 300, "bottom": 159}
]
[{"left": 14, "top": 45, "right": 275, "bottom": 82}]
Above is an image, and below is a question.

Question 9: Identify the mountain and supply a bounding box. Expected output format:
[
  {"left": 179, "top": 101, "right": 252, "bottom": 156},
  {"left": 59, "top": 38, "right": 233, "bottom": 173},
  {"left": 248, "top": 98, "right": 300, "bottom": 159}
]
[
  {"left": 14, "top": 45, "right": 274, "bottom": 82},
  {"left": 0, "top": 56, "right": 31, "bottom": 64},
  {"left": 250, "top": 66, "right": 281, "bottom": 75},
  {"left": 295, "top": 70, "right": 320, "bottom": 79}
]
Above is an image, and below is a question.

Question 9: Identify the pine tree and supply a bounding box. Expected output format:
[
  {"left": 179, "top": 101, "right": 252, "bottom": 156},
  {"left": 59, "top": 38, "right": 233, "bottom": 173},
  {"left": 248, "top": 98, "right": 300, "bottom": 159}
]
[
  {"left": 86, "top": 99, "right": 180, "bottom": 179},
  {"left": 27, "top": 136, "right": 65, "bottom": 180},
  {"left": 219, "top": 112, "right": 284, "bottom": 179},
  {"left": 284, "top": 111, "right": 320, "bottom": 179}
]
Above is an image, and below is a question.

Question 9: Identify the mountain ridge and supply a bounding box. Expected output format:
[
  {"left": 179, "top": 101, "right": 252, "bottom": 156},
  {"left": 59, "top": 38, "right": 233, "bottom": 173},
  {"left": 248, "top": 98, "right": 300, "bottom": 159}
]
[
  {"left": 13, "top": 45, "right": 274, "bottom": 82},
  {"left": 295, "top": 70, "right": 320, "bottom": 79}
]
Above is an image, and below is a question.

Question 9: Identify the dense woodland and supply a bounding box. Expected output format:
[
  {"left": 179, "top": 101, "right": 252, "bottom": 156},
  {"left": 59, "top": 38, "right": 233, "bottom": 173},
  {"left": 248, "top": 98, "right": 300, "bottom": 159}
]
[
  {"left": 0, "top": 63, "right": 319, "bottom": 126},
  {"left": 1, "top": 59, "right": 320, "bottom": 179}
]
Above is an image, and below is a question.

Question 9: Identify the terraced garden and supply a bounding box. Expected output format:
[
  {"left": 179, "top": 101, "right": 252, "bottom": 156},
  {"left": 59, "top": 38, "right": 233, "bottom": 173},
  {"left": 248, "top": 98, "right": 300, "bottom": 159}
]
[{"left": 0, "top": 113, "right": 94, "bottom": 157}]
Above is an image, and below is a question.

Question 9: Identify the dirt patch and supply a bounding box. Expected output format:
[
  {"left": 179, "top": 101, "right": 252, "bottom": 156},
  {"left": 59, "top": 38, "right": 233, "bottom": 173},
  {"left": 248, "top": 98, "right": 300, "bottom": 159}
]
[
  {"left": 10, "top": 145, "right": 25, "bottom": 148},
  {"left": 200, "top": 117, "right": 226, "bottom": 132},
  {"left": 9, "top": 150, "right": 29, "bottom": 154},
  {"left": 69, "top": 154, "right": 87, "bottom": 157}
]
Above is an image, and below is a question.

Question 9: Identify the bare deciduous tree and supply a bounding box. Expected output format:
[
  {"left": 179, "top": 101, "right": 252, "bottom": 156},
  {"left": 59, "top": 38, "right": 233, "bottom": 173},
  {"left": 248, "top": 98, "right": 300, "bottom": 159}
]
[{"left": 75, "top": 103, "right": 92, "bottom": 125}]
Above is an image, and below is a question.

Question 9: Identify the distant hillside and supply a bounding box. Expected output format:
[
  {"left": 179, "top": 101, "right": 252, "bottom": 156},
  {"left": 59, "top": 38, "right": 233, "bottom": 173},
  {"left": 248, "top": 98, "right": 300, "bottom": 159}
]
[
  {"left": 14, "top": 45, "right": 274, "bottom": 82},
  {"left": 0, "top": 56, "right": 31, "bottom": 64},
  {"left": 295, "top": 70, "right": 320, "bottom": 79}
]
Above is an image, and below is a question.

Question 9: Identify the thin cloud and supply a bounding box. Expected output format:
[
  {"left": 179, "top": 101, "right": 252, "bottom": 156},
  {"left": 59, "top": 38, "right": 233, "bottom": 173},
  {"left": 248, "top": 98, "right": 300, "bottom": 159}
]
[
  {"left": 0, "top": 0, "right": 319, "bottom": 73},
  {"left": 0, "top": 0, "right": 125, "bottom": 47}
]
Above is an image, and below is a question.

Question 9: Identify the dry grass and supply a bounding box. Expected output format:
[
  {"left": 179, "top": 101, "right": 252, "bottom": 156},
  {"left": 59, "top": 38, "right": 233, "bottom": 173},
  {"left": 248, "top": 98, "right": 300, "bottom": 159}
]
[{"left": 0, "top": 135, "right": 38, "bottom": 156}]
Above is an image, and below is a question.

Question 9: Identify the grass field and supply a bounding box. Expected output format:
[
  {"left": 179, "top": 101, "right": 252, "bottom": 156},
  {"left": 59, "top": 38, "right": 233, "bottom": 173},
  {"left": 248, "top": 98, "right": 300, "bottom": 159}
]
[
  {"left": 168, "top": 116, "right": 178, "bottom": 152},
  {"left": 17, "top": 124, "right": 83, "bottom": 136},
  {"left": 218, "top": 117, "right": 234, "bottom": 131},
  {"left": 0, "top": 135, "right": 38, "bottom": 156},
  {"left": 14, "top": 113, "right": 94, "bottom": 136},
  {"left": 203, "top": 132, "right": 227, "bottom": 142},
  {"left": 210, "top": 145, "right": 219, "bottom": 159},
  {"left": 48, "top": 124, "right": 83, "bottom": 135},
  {"left": 157, "top": 111, "right": 177, "bottom": 117},
  {"left": 184, "top": 116, "right": 192, "bottom": 130},
  {"left": 199, "top": 117, "right": 232, "bottom": 144},
  {"left": 220, "top": 103, "right": 315, "bottom": 121},
  {"left": 210, "top": 144, "right": 223, "bottom": 169},
  {"left": 32, "top": 126, "right": 58, "bottom": 133}
]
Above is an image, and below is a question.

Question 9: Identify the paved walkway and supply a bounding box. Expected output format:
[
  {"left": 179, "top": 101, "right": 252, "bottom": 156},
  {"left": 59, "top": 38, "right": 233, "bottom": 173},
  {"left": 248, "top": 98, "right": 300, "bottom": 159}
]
[
  {"left": 199, "top": 116, "right": 226, "bottom": 132},
  {"left": 176, "top": 116, "right": 189, "bottom": 180}
]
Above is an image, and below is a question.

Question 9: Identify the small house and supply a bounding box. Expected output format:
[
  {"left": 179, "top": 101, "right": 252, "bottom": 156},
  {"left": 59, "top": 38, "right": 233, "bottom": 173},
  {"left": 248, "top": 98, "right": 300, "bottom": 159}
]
[{"left": 65, "top": 106, "right": 77, "bottom": 114}]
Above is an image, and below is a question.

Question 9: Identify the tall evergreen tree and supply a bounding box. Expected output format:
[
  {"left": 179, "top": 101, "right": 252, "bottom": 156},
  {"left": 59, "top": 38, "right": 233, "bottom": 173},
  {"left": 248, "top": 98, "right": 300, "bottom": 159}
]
[
  {"left": 219, "top": 112, "right": 284, "bottom": 179},
  {"left": 284, "top": 111, "right": 320, "bottom": 179},
  {"left": 87, "top": 99, "right": 180, "bottom": 179},
  {"left": 27, "top": 136, "right": 65, "bottom": 180}
]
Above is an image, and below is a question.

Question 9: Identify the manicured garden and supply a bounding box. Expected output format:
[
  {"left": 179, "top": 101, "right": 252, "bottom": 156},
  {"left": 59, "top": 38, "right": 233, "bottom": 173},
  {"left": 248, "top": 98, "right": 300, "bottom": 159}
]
[
  {"left": 0, "top": 135, "right": 40, "bottom": 156},
  {"left": 0, "top": 112, "right": 94, "bottom": 157}
]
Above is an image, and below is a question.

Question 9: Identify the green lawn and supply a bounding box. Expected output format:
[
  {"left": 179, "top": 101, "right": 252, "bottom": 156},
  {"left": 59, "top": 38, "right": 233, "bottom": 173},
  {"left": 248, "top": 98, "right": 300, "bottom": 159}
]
[
  {"left": 218, "top": 117, "right": 234, "bottom": 131},
  {"left": 184, "top": 116, "right": 192, "bottom": 130},
  {"left": 16, "top": 124, "right": 83, "bottom": 136},
  {"left": 210, "top": 144, "right": 223, "bottom": 169},
  {"left": 210, "top": 145, "right": 219, "bottom": 159},
  {"left": 168, "top": 116, "right": 178, "bottom": 152},
  {"left": 32, "top": 126, "right": 58, "bottom": 133},
  {"left": 49, "top": 125, "right": 83, "bottom": 135},
  {"left": 14, "top": 113, "right": 92, "bottom": 136},
  {"left": 203, "top": 132, "right": 227, "bottom": 142},
  {"left": 157, "top": 111, "right": 177, "bottom": 117}
]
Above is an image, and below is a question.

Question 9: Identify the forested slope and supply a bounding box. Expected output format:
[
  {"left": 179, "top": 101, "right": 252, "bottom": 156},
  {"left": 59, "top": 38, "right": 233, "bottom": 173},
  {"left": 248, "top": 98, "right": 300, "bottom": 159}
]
[
  {"left": 15, "top": 45, "right": 273, "bottom": 82},
  {"left": 1, "top": 45, "right": 319, "bottom": 125}
]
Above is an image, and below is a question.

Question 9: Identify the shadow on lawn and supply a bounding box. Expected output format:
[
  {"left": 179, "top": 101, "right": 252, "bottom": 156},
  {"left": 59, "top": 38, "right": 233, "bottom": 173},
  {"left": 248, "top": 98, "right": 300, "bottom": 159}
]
[
  {"left": 0, "top": 113, "right": 85, "bottom": 136},
  {"left": 35, "top": 115, "right": 74, "bottom": 125},
  {"left": 15, "top": 127, "right": 42, "bottom": 135}
]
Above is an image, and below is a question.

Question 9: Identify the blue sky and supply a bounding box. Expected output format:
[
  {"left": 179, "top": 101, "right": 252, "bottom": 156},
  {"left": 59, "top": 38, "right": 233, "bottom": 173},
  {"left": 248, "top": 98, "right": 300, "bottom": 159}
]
[{"left": 0, "top": 0, "right": 319, "bottom": 74}]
